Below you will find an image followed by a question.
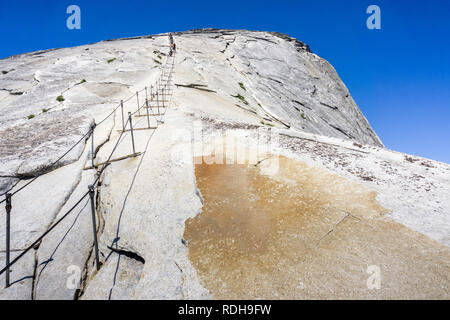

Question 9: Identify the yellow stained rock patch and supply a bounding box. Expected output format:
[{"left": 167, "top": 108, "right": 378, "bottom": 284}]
[{"left": 185, "top": 155, "right": 450, "bottom": 299}]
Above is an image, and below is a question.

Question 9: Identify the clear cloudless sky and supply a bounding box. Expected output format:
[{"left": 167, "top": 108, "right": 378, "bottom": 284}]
[{"left": 1, "top": 0, "right": 449, "bottom": 163}]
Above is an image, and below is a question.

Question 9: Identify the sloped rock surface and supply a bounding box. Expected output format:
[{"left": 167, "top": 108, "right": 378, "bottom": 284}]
[
  {"left": 0, "top": 30, "right": 448, "bottom": 300},
  {"left": 173, "top": 29, "right": 382, "bottom": 146}
]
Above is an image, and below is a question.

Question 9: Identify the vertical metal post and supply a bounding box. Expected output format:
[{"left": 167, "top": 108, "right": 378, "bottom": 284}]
[
  {"left": 120, "top": 100, "right": 125, "bottom": 132},
  {"left": 136, "top": 91, "right": 140, "bottom": 116},
  {"left": 156, "top": 91, "right": 160, "bottom": 116},
  {"left": 91, "top": 124, "right": 96, "bottom": 168},
  {"left": 145, "top": 86, "right": 148, "bottom": 102},
  {"left": 146, "top": 98, "right": 150, "bottom": 129},
  {"left": 88, "top": 185, "right": 100, "bottom": 271},
  {"left": 5, "top": 193, "right": 11, "bottom": 288},
  {"left": 128, "top": 112, "right": 136, "bottom": 154}
]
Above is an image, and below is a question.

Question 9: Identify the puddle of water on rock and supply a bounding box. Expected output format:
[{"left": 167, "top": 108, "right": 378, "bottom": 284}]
[{"left": 185, "top": 155, "right": 450, "bottom": 299}]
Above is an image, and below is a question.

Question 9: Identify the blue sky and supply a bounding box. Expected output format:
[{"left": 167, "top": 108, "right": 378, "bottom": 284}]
[{"left": 1, "top": 0, "right": 449, "bottom": 163}]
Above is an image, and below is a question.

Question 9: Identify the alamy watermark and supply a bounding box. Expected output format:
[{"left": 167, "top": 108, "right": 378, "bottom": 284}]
[
  {"left": 366, "top": 5, "right": 381, "bottom": 30},
  {"left": 170, "top": 121, "right": 280, "bottom": 173},
  {"left": 66, "top": 265, "right": 81, "bottom": 289},
  {"left": 366, "top": 265, "right": 381, "bottom": 290},
  {"left": 66, "top": 5, "right": 81, "bottom": 30}
]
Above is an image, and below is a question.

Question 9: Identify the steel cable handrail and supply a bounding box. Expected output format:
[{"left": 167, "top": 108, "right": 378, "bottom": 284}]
[
  {"left": 0, "top": 114, "right": 132, "bottom": 275},
  {"left": 0, "top": 58, "right": 173, "bottom": 202},
  {"left": 0, "top": 110, "right": 133, "bottom": 276},
  {"left": 0, "top": 129, "right": 92, "bottom": 203},
  {"left": 0, "top": 191, "right": 89, "bottom": 276},
  {"left": 107, "top": 57, "right": 175, "bottom": 297},
  {"left": 0, "top": 50, "right": 176, "bottom": 281}
]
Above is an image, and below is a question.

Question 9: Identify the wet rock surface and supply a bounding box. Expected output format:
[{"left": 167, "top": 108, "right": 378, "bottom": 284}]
[{"left": 185, "top": 156, "right": 449, "bottom": 299}]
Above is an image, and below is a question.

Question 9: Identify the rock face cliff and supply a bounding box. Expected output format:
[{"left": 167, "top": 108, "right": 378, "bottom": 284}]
[
  {"left": 0, "top": 29, "right": 382, "bottom": 184},
  {"left": 173, "top": 29, "right": 382, "bottom": 146},
  {"left": 0, "top": 29, "right": 448, "bottom": 300}
]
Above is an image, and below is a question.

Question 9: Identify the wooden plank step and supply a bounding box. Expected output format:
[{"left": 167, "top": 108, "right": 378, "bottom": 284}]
[
  {"left": 83, "top": 152, "right": 142, "bottom": 170},
  {"left": 117, "top": 127, "right": 157, "bottom": 133},
  {"left": 134, "top": 113, "right": 164, "bottom": 117}
]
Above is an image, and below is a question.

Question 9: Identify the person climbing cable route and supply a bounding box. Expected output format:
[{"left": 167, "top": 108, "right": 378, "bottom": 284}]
[
  {"left": 168, "top": 33, "right": 175, "bottom": 56},
  {"left": 169, "top": 41, "right": 176, "bottom": 57}
]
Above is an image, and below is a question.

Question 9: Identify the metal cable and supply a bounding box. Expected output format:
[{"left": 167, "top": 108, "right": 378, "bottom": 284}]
[
  {"left": 0, "top": 129, "right": 92, "bottom": 203},
  {"left": 0, "top": 84, "right": 148, "bottom": 200},
  {"left": 0, "top": 191, "right": 90, "bottom": 276},
  {"left": 108, "top": 59, "right": 175, "bottom": 298},
  {"left": 0, "top": 48, "right": 176, "bottom": 278},
  {"left": 34, "top": 197, "right": 90, "bottom": 289}
]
